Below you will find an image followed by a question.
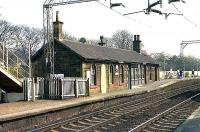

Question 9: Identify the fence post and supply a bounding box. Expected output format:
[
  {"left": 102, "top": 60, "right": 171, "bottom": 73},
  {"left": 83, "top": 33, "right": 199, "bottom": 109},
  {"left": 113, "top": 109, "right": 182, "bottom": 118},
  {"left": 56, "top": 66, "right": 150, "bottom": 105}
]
[
  {"left": 74, "top": 79, "right": 78, "bottom": 98},
  {"left": 86, "top": 78, "right": 90, "bottom": 96},
  {"left": 55, "top": 79, "right": 57, "bottom": 99},
  {"left": 40, "top": 78, "right": 45, "bottom": 99},
  {"left": 27, "top": 78, "right": 32, "bottom": 101},
  {"left": 32, "top": 77, "right": 36, "bottom": 101},
  {"left": 23, "top": 78, "right": 27, "bottom": 101},
  {"left": 61, "top": 79, "right": 64, "bottom": 99},
  {"left": 76, "top": 80, "right": 79, "bottom": 98}
]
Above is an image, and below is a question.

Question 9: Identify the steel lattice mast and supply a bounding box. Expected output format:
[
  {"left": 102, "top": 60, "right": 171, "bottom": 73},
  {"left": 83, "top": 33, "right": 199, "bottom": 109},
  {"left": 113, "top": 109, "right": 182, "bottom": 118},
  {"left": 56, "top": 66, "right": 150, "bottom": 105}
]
[
  {"left": 43, "top": 0, "right": 98, "bottom": 77},
  {"left": 180, "top": 40, "right": 200, "bottom": 57}
]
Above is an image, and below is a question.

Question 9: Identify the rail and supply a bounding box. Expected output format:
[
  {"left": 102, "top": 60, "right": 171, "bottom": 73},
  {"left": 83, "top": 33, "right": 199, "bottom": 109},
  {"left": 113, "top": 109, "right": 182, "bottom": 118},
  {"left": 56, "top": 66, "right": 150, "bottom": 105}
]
[
  {"left": 129, "top": 92, "right": 200, "bottom": 132},
  {"left": 28, "top": 83, "right": 200, "bottom": 131},
  {"left": 0, "top": 43, "right": 30, "bottom": 80}
]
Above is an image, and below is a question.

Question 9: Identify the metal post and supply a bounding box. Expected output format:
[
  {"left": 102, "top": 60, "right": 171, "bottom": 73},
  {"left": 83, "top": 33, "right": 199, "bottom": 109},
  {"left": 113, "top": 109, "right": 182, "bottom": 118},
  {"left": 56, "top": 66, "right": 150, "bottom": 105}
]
[
  {"left": 74, "top": 79, "right": 78, "bottom": 98},
  {"left": 29, "top": 43, "right": 32, "bottom": 78},
  {"left": 61, "top": 79, "right": 64, "bottom": 99},
  {"left": 144, "top": 65, "right": 147, "bottom": 84},
  {"left": 6, "top": 48, "right": 8, "bottom": 71},
  {"left": 86, "top": 78, "right": 90, "bottom": 96},
  {"left": 17, "top": 57, "right": 19, "bottom": 79},
  {"left": 76, "top": 80, "right": 79, "bottom": 98},
  {"left": 128, "top": 64, "right": 132, "bottom": 89},
  {"left": 2, "top": 42, "right": 5, "bottom": 66},
  {"left": 32, "top": 81, "right": 36, "bottom": 102}
]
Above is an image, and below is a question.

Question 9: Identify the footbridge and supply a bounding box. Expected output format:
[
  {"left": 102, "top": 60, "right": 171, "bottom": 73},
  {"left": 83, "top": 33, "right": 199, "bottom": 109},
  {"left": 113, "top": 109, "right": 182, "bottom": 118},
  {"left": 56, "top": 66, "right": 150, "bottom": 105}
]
[{"left": 0, "top": 44, "right": 30, "bottom": 92}]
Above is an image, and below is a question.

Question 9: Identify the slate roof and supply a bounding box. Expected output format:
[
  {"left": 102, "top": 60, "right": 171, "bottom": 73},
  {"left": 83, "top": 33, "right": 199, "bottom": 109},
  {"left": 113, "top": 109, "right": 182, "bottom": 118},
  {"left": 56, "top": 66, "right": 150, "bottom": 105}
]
[
  {"left": 59, "top": 40, "right": 157, "bottom": 64},
  {"left": 32, "top": 39, "right": 158, "bottom": 65}
]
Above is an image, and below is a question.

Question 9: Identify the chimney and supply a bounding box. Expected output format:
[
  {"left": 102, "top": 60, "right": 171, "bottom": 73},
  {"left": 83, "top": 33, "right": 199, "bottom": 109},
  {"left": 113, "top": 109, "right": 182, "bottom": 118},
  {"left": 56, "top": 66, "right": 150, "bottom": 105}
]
[
  {"left": 98, "top": 35, "right": 106, "bottom": 46},
  {"left": 133, "top": 35, "right": 141, "bottom": 53},
  {"left": 53, "top": 11, "right": 64, "bottom": 40}
]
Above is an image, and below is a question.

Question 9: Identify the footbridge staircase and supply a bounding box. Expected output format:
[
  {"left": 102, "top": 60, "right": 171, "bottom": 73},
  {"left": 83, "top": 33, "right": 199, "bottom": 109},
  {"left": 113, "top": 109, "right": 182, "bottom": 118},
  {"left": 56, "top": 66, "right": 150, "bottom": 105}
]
[{"left": 0, "top": 44, "right": 30, "bottom": 92}]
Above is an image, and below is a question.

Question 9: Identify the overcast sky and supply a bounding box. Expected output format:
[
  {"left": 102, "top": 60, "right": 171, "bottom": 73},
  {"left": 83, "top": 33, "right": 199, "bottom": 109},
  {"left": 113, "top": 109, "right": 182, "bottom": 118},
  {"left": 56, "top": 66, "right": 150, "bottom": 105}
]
[{"left": 1, "top": 0, "right": 200, "bottom": 58}]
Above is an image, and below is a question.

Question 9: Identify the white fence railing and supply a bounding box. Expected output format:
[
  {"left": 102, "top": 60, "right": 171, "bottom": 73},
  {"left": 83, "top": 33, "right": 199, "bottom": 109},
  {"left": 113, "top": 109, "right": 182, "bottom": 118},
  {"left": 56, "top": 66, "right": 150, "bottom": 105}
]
[
  {"left": 23, "top": 77, "right": 89, "bottom": 101},
  {"left": 160, "top": 71, "right": 200, "bottom": 79},
  {"left": 23, "top": 77, "right": 44, "bottom": 101}
]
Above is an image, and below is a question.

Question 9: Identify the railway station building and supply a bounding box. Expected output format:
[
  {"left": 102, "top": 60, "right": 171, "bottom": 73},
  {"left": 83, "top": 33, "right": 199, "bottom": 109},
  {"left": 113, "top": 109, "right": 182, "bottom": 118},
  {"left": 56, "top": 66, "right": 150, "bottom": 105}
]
[{"left": 32, "top": 13, "right": 160, "bottom": 95}]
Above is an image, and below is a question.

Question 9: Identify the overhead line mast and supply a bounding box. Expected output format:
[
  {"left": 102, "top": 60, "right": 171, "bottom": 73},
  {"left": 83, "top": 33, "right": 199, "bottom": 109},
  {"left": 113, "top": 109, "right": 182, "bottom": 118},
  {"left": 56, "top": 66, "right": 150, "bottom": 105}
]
[
  {"left": 43, "top": 0, "right": 98, "bottom": 78},
  {"left": 180, "top": 40, "right": 200, "bottom": 57}
]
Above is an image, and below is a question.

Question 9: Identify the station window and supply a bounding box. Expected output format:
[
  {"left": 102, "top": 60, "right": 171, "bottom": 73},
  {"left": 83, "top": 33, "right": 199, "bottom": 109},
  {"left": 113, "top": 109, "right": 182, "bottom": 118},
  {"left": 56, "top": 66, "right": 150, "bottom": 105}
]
[
  {"left": 119, "top": 65, "right": 124, "bottom": 83},
  {"left": 131, "top": 68, "right": 134, "bottom": 80},
  {"left": 109, "top": 65, "right": 114, "bottom": 84},
  {"left": 142, "top": 67, "right": 144, "bottom": 79},
  {"left": 91, "top": 64, "right": 97, "bottom": 85},
  {"left": 150, "top": 66, "right": 152, "bottom": 80}
]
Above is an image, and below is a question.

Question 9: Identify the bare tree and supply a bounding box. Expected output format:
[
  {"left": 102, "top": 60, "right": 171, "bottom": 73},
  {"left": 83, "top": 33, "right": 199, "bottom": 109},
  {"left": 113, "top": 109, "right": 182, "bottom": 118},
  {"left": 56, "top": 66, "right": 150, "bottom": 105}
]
[
  {"left": 0, "top": 20, "right": 18, "bottom": 46},
  {"left": 111, "top": 30, "right": 133, "bottom": 50},
  {"left": 63, "top": 32, "right": 77, "bottom": 41},
  {"left": 12, "top": 25, "right": 43, "bottom": 63}
]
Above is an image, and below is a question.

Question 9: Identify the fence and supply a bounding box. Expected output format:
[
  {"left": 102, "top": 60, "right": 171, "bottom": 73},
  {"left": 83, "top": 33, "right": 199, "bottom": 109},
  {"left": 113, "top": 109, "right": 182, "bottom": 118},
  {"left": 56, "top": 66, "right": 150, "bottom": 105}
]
[
  {"left": 160, "top": 71, "right": 200, "bottom": 79},
  {"left": 0, "top": 43, "right": 30, "bottom": 79},
  {"left": 48, "top": 77, "right": 89, "bottom": 99},
  {"left": 23, "top": 77, "right": 89, "bottom": 101},
  {"left": 131, "top": 78, "right": 145, "bottom": 86},
  {"left": 23, "top": 77, "right": 44, "bottom": 101}
]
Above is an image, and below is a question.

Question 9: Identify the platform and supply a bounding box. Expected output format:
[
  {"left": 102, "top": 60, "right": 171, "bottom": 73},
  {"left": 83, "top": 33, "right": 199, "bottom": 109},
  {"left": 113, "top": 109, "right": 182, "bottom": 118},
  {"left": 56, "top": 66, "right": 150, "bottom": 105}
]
[
  {"left": 0, "top": 79, "right": 185, "bottom": 122},
  {"left": 175, "top": 106, "right": 200, "bottom": 132}
]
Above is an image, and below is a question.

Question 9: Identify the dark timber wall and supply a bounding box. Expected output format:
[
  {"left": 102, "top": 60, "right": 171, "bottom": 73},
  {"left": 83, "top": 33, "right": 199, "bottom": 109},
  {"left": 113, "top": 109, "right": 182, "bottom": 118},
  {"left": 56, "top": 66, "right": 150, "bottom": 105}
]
[
  {"left": 32, "top": 42, "right": 83, "bottom": 77},
  {"left": 54, "top": 43, "right": 82, "bottom": 77}
]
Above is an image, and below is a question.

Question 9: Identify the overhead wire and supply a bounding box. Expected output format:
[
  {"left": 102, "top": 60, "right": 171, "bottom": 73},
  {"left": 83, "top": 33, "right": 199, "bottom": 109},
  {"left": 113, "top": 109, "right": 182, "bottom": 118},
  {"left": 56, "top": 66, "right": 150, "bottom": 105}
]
[
  {"left": 172, "top": 3, "right": 198, "bottom": 27},
  {"left": 96, "top": 1, "right": 152, "bottom": 28}
]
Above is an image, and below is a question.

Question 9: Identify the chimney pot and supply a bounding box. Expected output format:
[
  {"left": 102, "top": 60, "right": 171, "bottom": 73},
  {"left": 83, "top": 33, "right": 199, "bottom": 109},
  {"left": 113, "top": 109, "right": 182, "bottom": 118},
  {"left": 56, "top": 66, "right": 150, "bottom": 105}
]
[
  {"left": 133, "top": 34, "right": 141, "bottom": 54},
  {"left": 137, "top": 35, "right": 140, "bottom": 41},
  {"left": 98, "top": 35, "right": 106, "bottom": 46},
  {"left": 134, "top": 35, "right": 137, "bottom": 41},
  {"left": 56, "top": 11, "right": 60, "bottom": 22}
]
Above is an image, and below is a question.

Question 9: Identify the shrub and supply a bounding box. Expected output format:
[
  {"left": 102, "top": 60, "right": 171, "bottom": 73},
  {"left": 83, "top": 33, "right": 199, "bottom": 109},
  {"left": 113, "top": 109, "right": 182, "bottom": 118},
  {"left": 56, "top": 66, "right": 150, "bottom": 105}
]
[{"left": 185, "top": 72, "right": 189, "bottom": 77}]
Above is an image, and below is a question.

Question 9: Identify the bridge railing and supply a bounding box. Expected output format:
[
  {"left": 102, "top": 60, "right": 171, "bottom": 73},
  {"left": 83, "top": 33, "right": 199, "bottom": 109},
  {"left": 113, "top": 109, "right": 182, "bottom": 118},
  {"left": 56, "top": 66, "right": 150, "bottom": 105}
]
[{"left": 0, "top": 43, "right": 30, "bottom": 80}]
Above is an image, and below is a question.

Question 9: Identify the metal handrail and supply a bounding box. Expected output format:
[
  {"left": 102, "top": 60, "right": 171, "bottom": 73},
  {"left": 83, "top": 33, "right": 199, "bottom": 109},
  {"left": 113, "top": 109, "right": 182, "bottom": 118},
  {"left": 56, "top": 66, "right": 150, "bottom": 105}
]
[{"left": 0, "top": 42, "right": 30, "bottom": 80}]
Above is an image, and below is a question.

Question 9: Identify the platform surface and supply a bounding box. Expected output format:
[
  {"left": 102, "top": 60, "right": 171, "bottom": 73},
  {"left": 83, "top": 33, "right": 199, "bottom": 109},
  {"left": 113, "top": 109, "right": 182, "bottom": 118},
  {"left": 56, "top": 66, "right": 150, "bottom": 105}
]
[
  {"left": 175, "top": 106, "right": 200, "bottom": 132},
  {"left": 0, "top": 79, "right": 183, "bottom": 122}
]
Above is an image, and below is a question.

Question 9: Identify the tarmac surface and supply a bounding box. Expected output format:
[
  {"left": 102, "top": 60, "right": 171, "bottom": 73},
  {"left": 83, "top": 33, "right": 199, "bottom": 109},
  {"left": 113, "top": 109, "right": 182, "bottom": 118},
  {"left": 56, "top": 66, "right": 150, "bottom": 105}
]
[{"left": 0, "top": 79, "right": 188, "bottom": 122}]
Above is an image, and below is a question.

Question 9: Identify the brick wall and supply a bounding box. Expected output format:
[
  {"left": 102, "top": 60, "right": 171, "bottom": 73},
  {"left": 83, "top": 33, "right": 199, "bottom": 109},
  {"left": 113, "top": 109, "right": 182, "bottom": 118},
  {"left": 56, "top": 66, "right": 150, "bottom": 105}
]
[
  {"left": 145, "top": 65, "right": 159, "bottom": 83},
  {"left": 82, "top": 63, "right": 128, "bottom": 95}
]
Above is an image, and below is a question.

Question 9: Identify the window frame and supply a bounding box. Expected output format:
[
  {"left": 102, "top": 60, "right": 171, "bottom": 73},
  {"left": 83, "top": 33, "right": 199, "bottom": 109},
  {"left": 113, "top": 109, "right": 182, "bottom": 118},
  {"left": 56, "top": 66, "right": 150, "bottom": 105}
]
[
  {"left": 109, "top": 65, "right": 114, "bottom": 84},
  {"left": 91, "top": 64, "right": 97, "bottom": 85},
  {"left": 119, "top": 65, "right": 124, "bottom": 83}
]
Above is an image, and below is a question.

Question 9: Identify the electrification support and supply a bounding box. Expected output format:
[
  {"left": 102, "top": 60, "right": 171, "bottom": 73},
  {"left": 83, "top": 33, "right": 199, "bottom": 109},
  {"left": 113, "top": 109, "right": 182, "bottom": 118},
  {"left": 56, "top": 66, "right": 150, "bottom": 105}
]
[{"left": 180, "top": 40, "right": 200, "bottom": 57}]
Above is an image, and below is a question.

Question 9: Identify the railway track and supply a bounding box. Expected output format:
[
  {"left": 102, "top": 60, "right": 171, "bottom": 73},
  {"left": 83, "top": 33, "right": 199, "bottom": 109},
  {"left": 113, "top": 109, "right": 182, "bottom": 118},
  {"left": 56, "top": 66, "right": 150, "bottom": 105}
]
[
  {"left": 129, "top": 92, "right": 200, "bottom": 132},
  {"left": 28, "top": 84, "right": 200, "bottom": 132}
]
